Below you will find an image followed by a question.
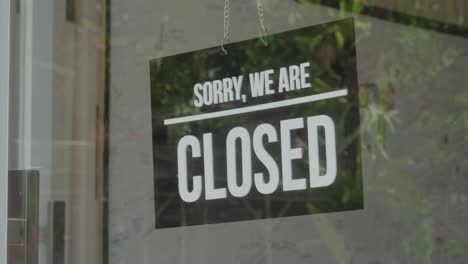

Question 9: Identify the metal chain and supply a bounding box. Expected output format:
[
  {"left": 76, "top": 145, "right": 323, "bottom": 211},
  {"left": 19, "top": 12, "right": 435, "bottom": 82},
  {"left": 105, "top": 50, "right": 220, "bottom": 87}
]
[
  {"left": 221, "top": 0, "right": 230, "bottom": 54},
  {"left": 256, "top": 0, "right": 268, "bottom": 46},
  {"left": 220, "top": 0, "right": 268, "bottom": 54}
]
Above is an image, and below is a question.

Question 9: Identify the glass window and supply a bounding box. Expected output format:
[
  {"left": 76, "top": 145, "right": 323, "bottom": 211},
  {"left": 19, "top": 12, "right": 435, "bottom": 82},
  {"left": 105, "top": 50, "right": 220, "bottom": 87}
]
[{"left": 4, "top": 1, "right": 468, "bottom": 264}]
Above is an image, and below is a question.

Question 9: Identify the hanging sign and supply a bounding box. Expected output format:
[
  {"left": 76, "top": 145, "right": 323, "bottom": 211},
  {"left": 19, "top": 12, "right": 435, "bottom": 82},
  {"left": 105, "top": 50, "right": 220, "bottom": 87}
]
[{"left": 150, "top": 18, "right": 363, "bottom": 229}]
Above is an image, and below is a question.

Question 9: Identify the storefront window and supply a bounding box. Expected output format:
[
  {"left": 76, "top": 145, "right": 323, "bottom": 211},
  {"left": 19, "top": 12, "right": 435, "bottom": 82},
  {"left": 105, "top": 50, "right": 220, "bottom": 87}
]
[{"left": 3, "top": 1, "right": 468, "bottom": 263}]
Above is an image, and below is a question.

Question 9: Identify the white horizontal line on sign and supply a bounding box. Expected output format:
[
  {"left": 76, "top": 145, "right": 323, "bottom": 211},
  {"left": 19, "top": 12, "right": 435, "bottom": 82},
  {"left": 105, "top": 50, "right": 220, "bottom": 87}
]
[{"left": 164, "top": 89, "right": 348, "bottom": 125}]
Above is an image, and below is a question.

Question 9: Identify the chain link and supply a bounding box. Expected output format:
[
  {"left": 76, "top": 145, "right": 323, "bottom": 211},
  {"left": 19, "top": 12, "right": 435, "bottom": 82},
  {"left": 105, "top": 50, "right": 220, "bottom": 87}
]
[{"left": 220, "top": 0, "right": 268, "bottom": 54}]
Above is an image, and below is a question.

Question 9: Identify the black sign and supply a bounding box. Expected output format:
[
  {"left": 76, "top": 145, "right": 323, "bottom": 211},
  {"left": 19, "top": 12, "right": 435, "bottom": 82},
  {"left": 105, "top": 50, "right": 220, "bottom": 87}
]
[{"left": 150, "top": 18, "right": 363, "bottom": 229}]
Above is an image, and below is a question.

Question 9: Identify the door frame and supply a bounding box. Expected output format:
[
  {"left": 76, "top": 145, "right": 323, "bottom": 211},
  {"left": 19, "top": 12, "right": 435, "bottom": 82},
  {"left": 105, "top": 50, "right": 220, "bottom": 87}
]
[{"left": 0, "top": 0, "right": 12, "bottom": 262}]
